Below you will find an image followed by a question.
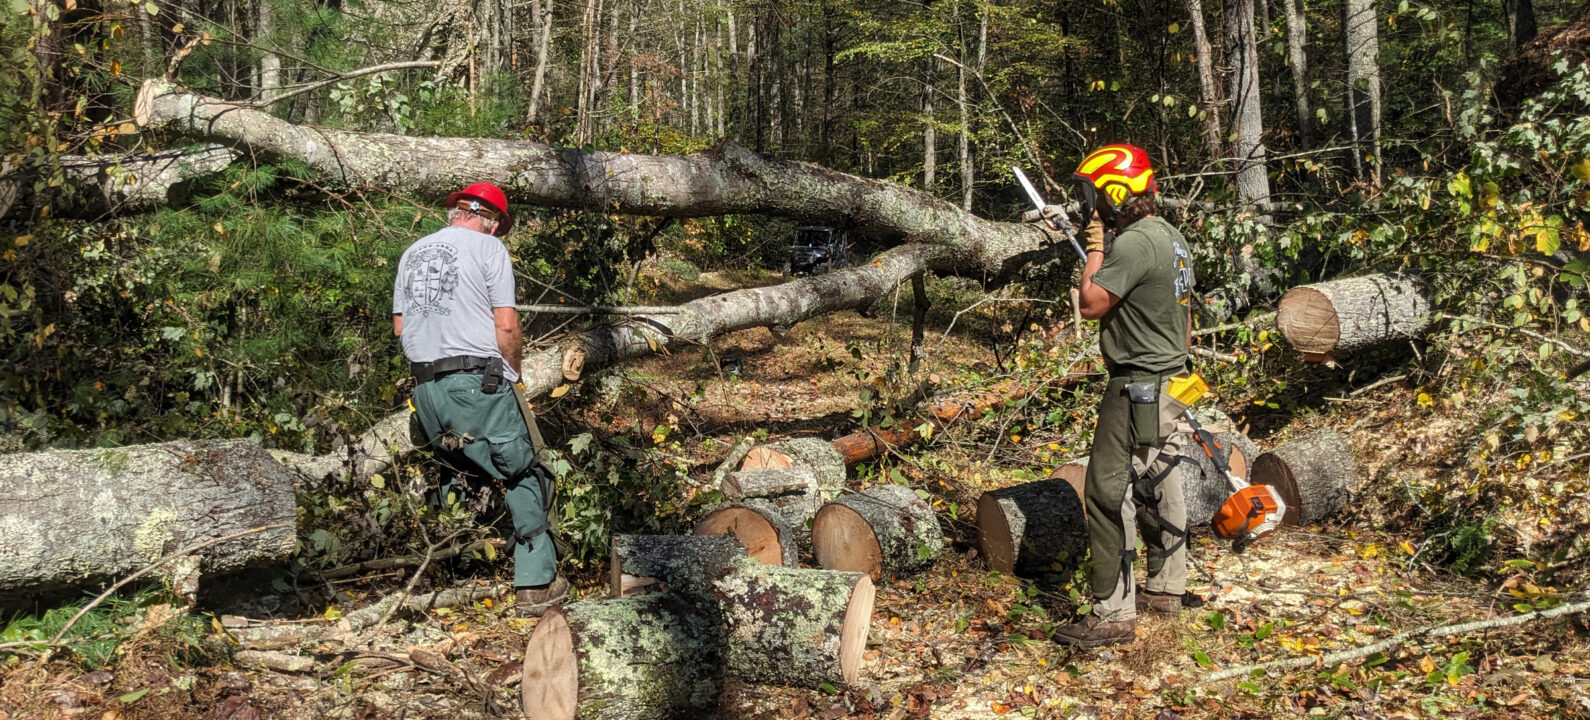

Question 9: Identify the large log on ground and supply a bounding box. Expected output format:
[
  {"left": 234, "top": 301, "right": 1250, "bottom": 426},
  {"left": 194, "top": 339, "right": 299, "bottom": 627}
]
[
  {"left": 1250, "top": 429, "right": 1357, "bottom": 526},
  {"left": 738, "top": 438, "right": 847, "bottom": 498},
  {"left": 693, "top": 500, "right": 800, "bottom": 566},
  {"left": 1277, "top": 275, "right": 1431, "bottom": 357},
  {"left": 712, "top": 557, "right": 874, "bottom": 687},
  {"left": 0, "top": 440, "right": 297, "bottom": 598},
  {"left": 976, "top": 475, "right": 1087, "bottom": 577},
  {"left": 522, "top": 593, "right": 724, "bottom": 720},
  {"left": 1175, "top": 429, "right": 1262, "bottom": 527},
  {"left": 610, "top": 534, "right": 748, "bottom": 597},
  {"left": 812, "top": 485, "right": 943, "bottom": 580}
]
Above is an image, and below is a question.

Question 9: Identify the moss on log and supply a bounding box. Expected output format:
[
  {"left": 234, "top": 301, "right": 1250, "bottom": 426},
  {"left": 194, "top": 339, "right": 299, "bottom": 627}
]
[
  {"left": 712, "top": 557, "right": 875, "bottom": 687},
  {"left": 0, "top": 439, "right": 296, "bottom": 598},
  {"left": 1251, "top": 429, "right": 1358, "bottom": 526},
  {"left": 522, "top": 594, "right": 724, "bottom": 720},
  {"left": 812, "top": 485, "right": 943, "bottom": 580},
  {"left": 610, "top": 534, "right": 748, "bottom": 598}
]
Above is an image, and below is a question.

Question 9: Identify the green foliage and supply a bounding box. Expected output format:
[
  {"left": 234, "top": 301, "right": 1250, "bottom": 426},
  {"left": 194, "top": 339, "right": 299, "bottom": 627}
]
[{"left": 0, "top": 586, "right": 226, "bottom": 670}]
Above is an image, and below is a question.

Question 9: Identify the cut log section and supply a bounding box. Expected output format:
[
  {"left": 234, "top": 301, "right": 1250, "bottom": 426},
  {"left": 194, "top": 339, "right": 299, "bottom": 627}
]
[
  {"left": 1250, "top": 429, "right": 1357, "bottom": 526},
  {"left": 0, "top": 440, "right": 297, "bottom": 598},
  {"left": 1277, "top": 274, "right": 1431, "bottom": 356},
  {"left": 739, "top": 438, "right": 847, "bottom": 499},
  {"left": 693, "top": 500, "right": 800, "bottom": 566},
  {"left": 812, "top": 485, "right": 943, "bottom": 580},
  {"left": 522, "top": 593, "right": 724, "bottom": 720},
  {"left": 722, "top": 468, "right": 820, "bottom": 501},
  {"left": 713, "top": 558, "right": 875, "bottom": 687},
  {"left": 976, "top": 477, "right": 1087, "bottom": 576},
  {"left": 1176, "top": 430, "right": 1262, "bottom": 527},
  {"left": 610, "top": 534, "right": 749, "bottom": 598}
]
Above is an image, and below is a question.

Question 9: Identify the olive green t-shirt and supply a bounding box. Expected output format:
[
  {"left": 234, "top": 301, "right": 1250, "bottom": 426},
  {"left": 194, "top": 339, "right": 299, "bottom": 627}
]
[{"left": 1090, "top": 215, "right": 1194, "bottom": 375}]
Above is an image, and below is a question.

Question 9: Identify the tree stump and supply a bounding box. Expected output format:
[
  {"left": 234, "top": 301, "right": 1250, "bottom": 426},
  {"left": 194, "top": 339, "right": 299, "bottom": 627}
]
[
  {"left": 610, "top": 534, "right": 748, "bottom": 598},
  {"left": 976, "top": 478, "right": 1087, "bottom": 577},
  {"left": 693, "top": 499, "right": 800, "bottom": 566},
  {"left": 522, "top": 593, "right": 724, "bottom": 720},
  {"left": 812, "top": 485, "right": 943, "bottom": 580},
  {"left": 713, "top": 557, "right": 875, "bottom": 687},
  {"left": 0, "top": 439, "right": 297, "bottom": 599},
  {"left": 1277, "top": 275, "right": 1431, "bottom": 357},
  {"left": 1251, "top": 429, "right": 1357, "bottom": 525}
]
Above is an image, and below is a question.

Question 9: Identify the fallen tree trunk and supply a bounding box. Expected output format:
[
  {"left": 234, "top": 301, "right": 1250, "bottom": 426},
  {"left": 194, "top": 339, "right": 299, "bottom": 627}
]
[
  {"left": 713, "top": 558, "right": 874, "bottom": 687},
  {"left": 1277, "top": 275, "right": 1431, "bottom": 357},
  {"left": 522, "top": 594, "right": 724, "bottom": 720},
  {"left": 0, "top": 440, "right": 297, "bottom": 599},
  {"left": 134, "top": 80, "right": 1064, "bottom": 482},
  {"left": 1251, "top": 429, "right": 1356, "bottom": 525},
  {"left": 693, "top": 500, "right": 800, "bottom": 566},
  {"left": 812, "top": 485, "right": 943, "bottom": 580},
  {"left": 0, "top": 145, "right": 239, "bottom": 220},
  {"left": 1175, "top": 429, "right": 1262, "bottom": 527}
]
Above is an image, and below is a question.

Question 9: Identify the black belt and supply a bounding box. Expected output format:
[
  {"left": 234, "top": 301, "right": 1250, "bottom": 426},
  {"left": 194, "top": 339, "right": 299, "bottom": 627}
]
[{"left": 411, "top": 355, "right": 493, "bottom": 384}]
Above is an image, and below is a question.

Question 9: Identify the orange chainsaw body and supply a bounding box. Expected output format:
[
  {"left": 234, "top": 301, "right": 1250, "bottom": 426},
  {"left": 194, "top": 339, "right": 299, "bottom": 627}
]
[{"left": 1212, "top": 485, "right": 1281, "bottom": 540}]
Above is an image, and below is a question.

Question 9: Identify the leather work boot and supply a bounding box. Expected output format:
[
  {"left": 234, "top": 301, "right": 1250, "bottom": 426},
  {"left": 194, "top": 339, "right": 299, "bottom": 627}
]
[
  {"left": 1136, "top": 591, "right": 1183, "bottom": 616},
  {"left": 515, "top": 577, "right": 570, "bottom": 618},
  {"left": 1051, "top": 615, "right": 1136, "bottom": 648}
]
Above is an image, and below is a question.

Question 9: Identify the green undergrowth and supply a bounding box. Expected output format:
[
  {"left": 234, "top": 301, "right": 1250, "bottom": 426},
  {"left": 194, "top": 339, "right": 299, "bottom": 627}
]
[{"left": 0, "top": 586, "right": 223, "bottom": 671}]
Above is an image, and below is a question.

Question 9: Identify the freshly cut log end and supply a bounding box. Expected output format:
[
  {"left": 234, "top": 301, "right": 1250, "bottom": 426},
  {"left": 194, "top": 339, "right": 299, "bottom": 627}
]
[
  {"left": 0, "top": 439, "right": 297, "bottom": 598},
  {"left": 609, "top": 534, "right": 747, "bottom": 598},
  {"left": 713, "top": 558, "right": 875, "bottom": 687},
  {"left": 694, "top": 502, "right": 798, "bottom": 566},
  {"left": 741, "top": 446, "right": 795, "bottom": 470},
  {"left": 976, "top": 478, "right": 1086, "bottom": 576},
  {"left": 740, "top": 438, "right": 847, "bottom": 500},
  {"left": 812, "top": 485, "right": 943, "bottom": 580},
  {"left": 522, "top": 594, "right": 724, "bottom": 720},
  {"left": 1251, "top": 429, "right": 1357, "bottom": 526},
  {"left": 1047, "top": 460, "right": 1089, "bottom": 512},
  {"left": 1277, "top": 275, "right": 1431, "bottom": 355}
]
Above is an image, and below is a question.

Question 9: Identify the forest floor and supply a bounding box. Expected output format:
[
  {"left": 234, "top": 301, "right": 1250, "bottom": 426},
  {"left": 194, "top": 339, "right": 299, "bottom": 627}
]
[{"left": 3, "top": 272, "right": 1589, "bottom": 720}]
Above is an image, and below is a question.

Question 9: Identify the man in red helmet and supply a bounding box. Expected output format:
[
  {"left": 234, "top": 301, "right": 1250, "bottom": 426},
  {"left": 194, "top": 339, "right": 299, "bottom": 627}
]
[
  {"left": 1040, "top": 145, "right": 1197, "bottom": 648},
  {"left": 393, "top": 183, "right": 568, "bottom": 617}
]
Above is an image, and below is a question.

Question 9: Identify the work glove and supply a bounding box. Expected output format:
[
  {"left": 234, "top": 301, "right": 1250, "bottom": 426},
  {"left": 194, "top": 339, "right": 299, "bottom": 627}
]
[
  {"left": 1083, "top": 212, "right": 1107, "bottom": 254},
  {"left": 1020, "top": 204, "right": 1069, "bottom": 228}
]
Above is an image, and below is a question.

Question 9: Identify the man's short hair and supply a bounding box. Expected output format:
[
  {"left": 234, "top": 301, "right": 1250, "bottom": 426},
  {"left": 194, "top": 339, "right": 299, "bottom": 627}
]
[{"left": 1114, "top": 193, "right": 1158, "bottom": 230}]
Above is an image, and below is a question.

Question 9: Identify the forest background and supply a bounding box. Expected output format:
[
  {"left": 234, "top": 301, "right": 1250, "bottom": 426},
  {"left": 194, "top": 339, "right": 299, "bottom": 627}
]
[{"left": 3, "top": 0, "right": 1590, "bottom": 712}]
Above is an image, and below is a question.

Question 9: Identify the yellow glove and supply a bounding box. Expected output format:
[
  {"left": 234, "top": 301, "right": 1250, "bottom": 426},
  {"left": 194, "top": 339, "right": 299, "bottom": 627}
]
[{"left": 1083, "top": 213, "right": 1107, "bottom": 254}]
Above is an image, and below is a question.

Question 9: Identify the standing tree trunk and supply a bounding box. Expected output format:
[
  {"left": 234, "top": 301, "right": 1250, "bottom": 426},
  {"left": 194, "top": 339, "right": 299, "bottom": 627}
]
[
  {"left": 1184, "top": 0, "right": 1225, "bottom": 162},
  {"left": 922, "top": 57, "right": 936, "bottom": 190},
  {"left": 1505, "top": 0, "right": 1538, "bottom": 52},
  {"left": 0, "top": 440, "right": 297, "bottom": 599},
  {"left": 528, "top": 0, "right": 555, "bottom": 123},
  {"left": 1344, "top": 0, "right": 1382, "bottom": 183},
  {"left": 1281, "top": 0, "right": 1312, "bottom": 145},
  {"left": 1226, "top": 0, "right": 1271, "bottom": 209},
  {"left": 254, "top": 0, "right": 280, "bottom": 103}
]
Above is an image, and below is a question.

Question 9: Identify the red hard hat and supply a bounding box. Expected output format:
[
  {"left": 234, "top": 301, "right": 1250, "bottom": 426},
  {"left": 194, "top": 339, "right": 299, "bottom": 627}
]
[{"left": 445, "top": 182, "right": 513, "bottom": 236}]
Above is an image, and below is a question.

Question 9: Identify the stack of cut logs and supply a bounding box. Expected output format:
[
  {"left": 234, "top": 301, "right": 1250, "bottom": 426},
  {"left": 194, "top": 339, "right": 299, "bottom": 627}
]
[
  {"left": 523, "top": 436, "right": 948, "bottom": 720},
  {"left": 976, "top": 423, "right": 1357, "bottom": 578}
]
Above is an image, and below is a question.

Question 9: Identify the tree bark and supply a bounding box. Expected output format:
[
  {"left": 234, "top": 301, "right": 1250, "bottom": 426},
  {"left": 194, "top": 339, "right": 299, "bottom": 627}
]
[
  {"left": 922, "top": 57, "right": 936, "bottom": 190},
  {"left": 254, "top": 0, "right": 280, "bottom": 103},
  {"left": 1506, "top": 0, "right": 1538, "bottom": 54},
  {"left": 1184, "top": 0, "right": 1225, "bottom": 161},
  {"left": 712, "top": 557, "right": 874, "bottom": 687},
  {"left": 1276, "top": 274, "right": 1431, "bottom": 356},
  {"left": 1281, "top": 0, "right": 1312, "bottom": 145},
  {"left": 1251, "top": 429, "right": 1357, "bottom": 525},
  {"left": 721, "top": 468, "right": 821, "bottom": 501},
  {"left": 0, "top": 440, "right": 296, "bottom": 598},
  {"left": 693, "top": 500, "right": 800, "bottom": 566},
  {"left": 976, "top": 478, "right": 1086, "bottom": 577},
  {"left": 610, "top": 534, "right": 748, "bottom": 598},
  {"left": 528, "top": 0, "right": 556, "bottom": 123},
  {"left": 737, "top": 437, "right": 846, "bottom": 497},
  {"left": 1175, "top": 429, "right": 1261, "bottom": 527},
  {"left": 1226, "top": 0, "right": 1271, "bottom": 208},
  {"left": 522, "top": 594, "right": 724, "bottom": 720},
  {"left": 812, "top": 484, "right": 943, "bottom": 581},
  {"left": 1345, "top": 0, "right": 1382, "bottom": 182}
]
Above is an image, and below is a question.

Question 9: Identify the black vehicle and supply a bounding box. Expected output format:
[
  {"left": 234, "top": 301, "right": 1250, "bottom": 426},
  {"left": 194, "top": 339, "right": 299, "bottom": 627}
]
[{"left": 786, "top": 226, "right": 852, "bottom": 276}]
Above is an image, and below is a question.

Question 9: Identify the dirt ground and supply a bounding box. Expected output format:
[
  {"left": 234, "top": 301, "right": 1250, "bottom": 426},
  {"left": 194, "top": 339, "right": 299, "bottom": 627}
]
[{"left": 4, "top": 274, "right": 1589, "bottom": 720}]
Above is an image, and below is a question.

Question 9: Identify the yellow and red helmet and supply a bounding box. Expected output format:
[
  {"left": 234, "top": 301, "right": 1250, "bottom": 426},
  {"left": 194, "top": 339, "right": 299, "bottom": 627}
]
[{"left": 1073, "top": 144, "right": 1157, "bottom": 221}]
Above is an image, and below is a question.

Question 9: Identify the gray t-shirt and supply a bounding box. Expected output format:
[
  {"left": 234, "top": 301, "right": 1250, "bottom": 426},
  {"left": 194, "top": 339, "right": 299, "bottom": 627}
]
[{"left": 393, "top": 226, "right": 518, "bottom": 380}]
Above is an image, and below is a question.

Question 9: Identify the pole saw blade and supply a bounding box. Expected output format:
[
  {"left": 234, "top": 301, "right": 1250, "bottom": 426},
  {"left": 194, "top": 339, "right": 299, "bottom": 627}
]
[{"left": 1011, "top": 166, "right": 1088, "bottom": 262}]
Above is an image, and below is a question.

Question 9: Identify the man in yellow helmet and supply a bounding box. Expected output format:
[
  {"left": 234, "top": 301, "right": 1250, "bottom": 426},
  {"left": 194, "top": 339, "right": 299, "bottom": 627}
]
[{"left": 1044, "top": 144, "right": 1197, "bottom": 648}]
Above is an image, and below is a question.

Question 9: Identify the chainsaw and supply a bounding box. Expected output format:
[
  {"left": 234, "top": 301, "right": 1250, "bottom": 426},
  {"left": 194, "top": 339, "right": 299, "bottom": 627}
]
[{"left": 1166, "top": 374, "right": 1287, "bottom": 554}]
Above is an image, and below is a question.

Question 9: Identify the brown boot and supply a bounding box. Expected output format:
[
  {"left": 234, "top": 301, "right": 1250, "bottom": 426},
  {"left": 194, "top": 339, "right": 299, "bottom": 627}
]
[
  {"left": 515, "top": 577, "right": 570, "bottom": 618},
  {"left": 1136, "top": 591, "right": 1183, "bottom": 616},
  {"left": 1051, "top": 615, "right": 1136, "bottom": 648}
]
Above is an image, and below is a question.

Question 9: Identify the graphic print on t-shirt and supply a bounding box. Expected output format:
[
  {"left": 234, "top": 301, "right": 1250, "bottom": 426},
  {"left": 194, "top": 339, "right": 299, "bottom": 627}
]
[
  {"left": 1171, "top": 237, "right": 1193, "bottom": 306},
  {"left": 402, "top": 244, "right": 460, "bottom": 317}
]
